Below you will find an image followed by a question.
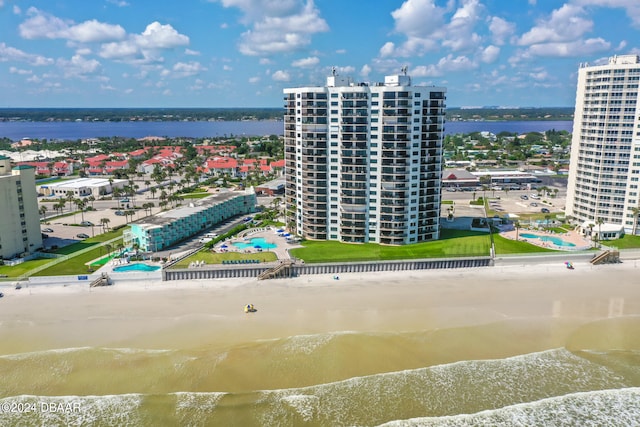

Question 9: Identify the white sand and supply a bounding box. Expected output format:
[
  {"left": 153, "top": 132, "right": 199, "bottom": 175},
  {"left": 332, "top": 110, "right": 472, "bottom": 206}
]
[{"left": 2, "top": 260, "right": 640, "bottom": 354}]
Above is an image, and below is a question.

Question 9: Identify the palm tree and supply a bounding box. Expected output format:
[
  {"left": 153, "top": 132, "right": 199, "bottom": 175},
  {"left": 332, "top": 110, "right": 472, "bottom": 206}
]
[
  {"left": 514, "top": 220, "right": 521, "bottom": 241},
  {"left": 631, "top": 207, "right": 640, "bottom": 236},
  {"left": 588, "top": 223, "right": 595, "bottom": 245},
  {"left": 65, "top": 191, "right": 75, "bottom": 212},
  {"left": 54, "top": 201, "right": 65, "bottom": 215},
  {"left": 100, "top": 217, "right": 110, "bottom": 232},
  {"left": 596, "top": 217, "right": 604, "bottom": 246},
  {"left": 39, "top": 205, "right": 48, "bottom": 220},
  {"left": 150, "top": 186, "right": 158, "bottom": 200},
  {"left": 74, "top": 198, "right": 86, "bottom": 223}
]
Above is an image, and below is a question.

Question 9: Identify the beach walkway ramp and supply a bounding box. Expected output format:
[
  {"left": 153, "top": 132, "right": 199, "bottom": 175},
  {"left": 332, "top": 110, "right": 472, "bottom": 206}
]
[
  {"left": 258, "top": 261, "right": 294, "bottom": 280},
  {"left": 590, "top": 250, "right": 620, "bottom": 265}
]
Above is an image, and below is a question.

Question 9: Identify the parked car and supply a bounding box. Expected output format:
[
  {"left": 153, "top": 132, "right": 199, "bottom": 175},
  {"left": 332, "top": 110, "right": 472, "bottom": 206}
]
[
  {"left": 80, "top": 221, "right": 94, "bottom": 226},
  {"left": 530, "top": 194, "right": 540, "bottom": 199},
  {"left": 120, "top": 198, "right": 129, "bottom": 203},
  {"left": 42, "top": 228, "right": 54, "bottom": 233},
  {"left": 530, "top": 202, "right": 538, "bottom": 207},
  {"left": 115, "top": 210, "right": 125, "bottom": 216},
  {"left": 520, "top": 195, "right": 528, "bottom": 200},
  {"left": 76, "top": 233, "right": 90, "bottom": 239},
  {"left": 541, "top": 208, "right": 550, "bottom": 213}
]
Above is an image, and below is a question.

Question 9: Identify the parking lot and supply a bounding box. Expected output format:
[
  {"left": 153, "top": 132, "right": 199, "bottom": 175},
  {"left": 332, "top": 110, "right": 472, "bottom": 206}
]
[{"left": 443, "top": 184, "right": 567, "bottom": 219}]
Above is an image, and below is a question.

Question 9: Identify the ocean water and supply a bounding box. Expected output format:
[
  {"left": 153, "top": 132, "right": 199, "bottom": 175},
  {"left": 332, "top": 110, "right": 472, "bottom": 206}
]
[
  {"left": 1, "top": 316, "right": 639, "bottom": 426},
  {"left": 0, "top": 120, "right": 573, "bottom": 140}
]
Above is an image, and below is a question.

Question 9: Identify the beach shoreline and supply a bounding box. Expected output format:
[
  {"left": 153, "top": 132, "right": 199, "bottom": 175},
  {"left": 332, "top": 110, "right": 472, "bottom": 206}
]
[{"left": 2, "top": 261, "right": 640, "bottom": 357}]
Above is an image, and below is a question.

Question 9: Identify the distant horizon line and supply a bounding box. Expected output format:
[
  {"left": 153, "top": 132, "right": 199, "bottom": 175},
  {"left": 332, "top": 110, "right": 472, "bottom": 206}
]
[{"left": 0, "top": 106, "right": 575, "bottom": 110}]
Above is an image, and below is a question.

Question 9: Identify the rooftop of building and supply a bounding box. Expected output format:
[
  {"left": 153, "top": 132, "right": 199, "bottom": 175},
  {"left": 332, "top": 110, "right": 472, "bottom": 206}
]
[
  {"left": 41, "top": 177, "right": 128, "bottom": 189},
  {"left": 135, "top": 188, "right": 254, "bottom": 227},
  {"left": 255, "top": 177, "right": 285, "bottom": 190}
]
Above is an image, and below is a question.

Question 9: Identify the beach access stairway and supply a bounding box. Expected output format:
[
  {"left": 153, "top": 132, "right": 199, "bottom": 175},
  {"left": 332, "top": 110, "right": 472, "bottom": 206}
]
[
  {"left": 257, "top": 260, "right": 293, "bottom": 280},
  {"left": 590, "top": 250, "right": 620, "bottom": 265},
  {"left": 90, "top": 272, "right": 111, "bottom": 287}
]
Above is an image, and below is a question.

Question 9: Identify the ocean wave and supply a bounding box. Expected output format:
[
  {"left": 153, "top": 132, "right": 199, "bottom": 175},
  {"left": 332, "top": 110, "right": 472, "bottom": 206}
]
[
  {"left": 254, "top": 348, "right": 631, "bottom": 426},
  {"left": 0, "top": 394, "right": 144, "bottom": 427},
  {"left": 378, "top": 387, "right": 640, "bottom": 427}
]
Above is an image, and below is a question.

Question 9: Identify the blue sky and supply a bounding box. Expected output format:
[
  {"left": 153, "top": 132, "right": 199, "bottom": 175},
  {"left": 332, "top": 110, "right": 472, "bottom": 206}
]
[{"left": 1, "top": 0, "right": 639, "bottom": 108}]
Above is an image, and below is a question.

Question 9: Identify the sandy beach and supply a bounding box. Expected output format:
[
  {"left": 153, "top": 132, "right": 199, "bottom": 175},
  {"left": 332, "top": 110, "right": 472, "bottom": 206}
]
[{"left": 2, "top": 260, "right": 640, "bottom": 356}]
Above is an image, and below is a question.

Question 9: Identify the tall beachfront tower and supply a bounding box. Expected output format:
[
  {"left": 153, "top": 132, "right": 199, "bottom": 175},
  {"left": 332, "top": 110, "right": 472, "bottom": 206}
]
[
  {"left": 566, "top": 55, "right": 640, "bottom": 235},
  {"left": 0, "top": 156, "right": 43, "bottom": 259},
  {"left": 283, "top": 72, "right": 446, "bottom": 245}
]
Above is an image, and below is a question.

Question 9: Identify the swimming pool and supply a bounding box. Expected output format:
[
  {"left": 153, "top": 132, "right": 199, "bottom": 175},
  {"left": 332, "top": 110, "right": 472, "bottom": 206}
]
[
  {"left": 520, "top": 233, "right": 576, "bottom": 247},
  {"left": 113, "top": 263, "right": 161, "bottom": 272},
  {"left": 232, "top": 237, "right": 277, "bottom": 250}
]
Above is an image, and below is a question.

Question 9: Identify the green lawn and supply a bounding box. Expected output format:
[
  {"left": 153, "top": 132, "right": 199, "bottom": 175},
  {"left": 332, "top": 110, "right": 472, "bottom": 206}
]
[
  {"left": 289, "top": 229, "right": 492, "bottom": 263},
  {"left": 607, "top": 234, "right": 640, "bottom": 249},
  {"left": 50, "top": 228, "right": 125, "bottom": 255},
  {"left": 493, "top": 234, "right": 557, "bottom": 254},
  {"left": 0, "top": 229, "right": 128, "bottom": 278},
  {"left": 0, "top": 258, "right": 53, "bottom": 278},
  {"left": 34, "top": 242, "right": 122, "bottom": 276},
  {"left": 169, "top": 249, "right": 277, "bottom": 268}
]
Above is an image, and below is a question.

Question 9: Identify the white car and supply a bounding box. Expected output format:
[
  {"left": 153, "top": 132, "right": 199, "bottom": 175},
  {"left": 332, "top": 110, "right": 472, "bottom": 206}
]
[{"left": 530, "top": 194, "right": 540, "bottom": 199}]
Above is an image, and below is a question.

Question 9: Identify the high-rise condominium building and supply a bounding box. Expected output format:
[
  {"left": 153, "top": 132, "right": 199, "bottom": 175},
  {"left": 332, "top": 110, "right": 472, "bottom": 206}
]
[
  {"left": 566, "top": 54, "right": 640, "bottom": 235},
  {"left": 283, "top": 72, "right": 446, "bottom": 245},
  {"left": 0, "top": 156, "right": 43, "bottom": 259}
]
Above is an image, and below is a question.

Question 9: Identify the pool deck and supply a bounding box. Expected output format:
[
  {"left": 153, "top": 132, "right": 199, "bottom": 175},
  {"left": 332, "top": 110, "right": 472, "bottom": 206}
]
[
  {"left": 214, "top": 227, "right": 301, "bottom": 260},
  {"left": 500, "top": 229, "right": 593, "bottom": 251}
]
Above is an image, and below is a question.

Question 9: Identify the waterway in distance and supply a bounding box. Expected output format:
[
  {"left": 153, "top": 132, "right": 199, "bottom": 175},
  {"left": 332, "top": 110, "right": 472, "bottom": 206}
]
[{"left": 0, "top": 120, "right": 573, "bottom": 141}]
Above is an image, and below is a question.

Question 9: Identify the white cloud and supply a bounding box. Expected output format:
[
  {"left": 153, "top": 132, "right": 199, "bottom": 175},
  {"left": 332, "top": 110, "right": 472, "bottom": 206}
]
[
  {"left": 527, "top": 38, "right": 611, "bottom": 57},
  {"left": 379, "top": 42, "right": 396, "bottom": 58},
  {"left": 412, "top": 54, "right": 477, "bottom": 77},
  {"left": 488, "top": 16, "right": 515, "bottom": 45},
  {"left": 480, "top": 45, "right": 500, "bottom": 63},
  {"left": 107, "top": 0, "right": 130, "bottom": 6},
  {"left": 385, "top": 0, "right": 484, "bottom": 57},
  {"left": 360, "top": 64, "right": 372, "bottom": 77},
  {"left": 185, "top": 48, "right": 201, "bottom": 56},
  {"left": 136, "top": 22, "right": 189, "bottom": 49},
  {"left": 248, "top": 76, "right": 260, "bottom": 83},
  {"left": 9, "top": 67, "right": 32, "bottom": 75},
  {"left": 98, "top": 22, "right": 189, "bottom": 64},
  {"left": 529, "top": 69, "right": 550, "bottom": 81},
  {"left": 214, "top": 0, "right": 329, "bottom": 56},
  {"left": 292, "top": 56, "right": 319, "bottom": 68},
  {"left": 573, "top": 0, "right": 640, "bottom": 27},
  {"left": 0, "top": 42, "right": 54, "bottom": 66},
  {"left": 57, "top": 54, "right": 101, "bottom": 78},
  {"left": 272, "top": 70, "right": 290, "bottom": 81},
  {"left": 171, "top": 61, "right": 206, "bottom": 78},
  {"left": 19, "top": 8, "right": 126, "bottom": 43},
  {"left": 391, "top": 0, "right": 445, "bottom": 38},
  {"left": 511, "top": 3, "right": 611, "bottom": 60},
  {"left": 517, "top": 4, "right": 592, "bottom": 46},
  {"left": 13, "top": 5, "right": 20, "bottom": 14},
  {"left": 442, "top": 0, "right": 484, "bottom": 52}
]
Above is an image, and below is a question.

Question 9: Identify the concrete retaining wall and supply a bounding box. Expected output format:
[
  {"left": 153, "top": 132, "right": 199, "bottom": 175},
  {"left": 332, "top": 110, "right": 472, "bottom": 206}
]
[{"left": 163, "top": 257, "right": 493, "bottom": 281}]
